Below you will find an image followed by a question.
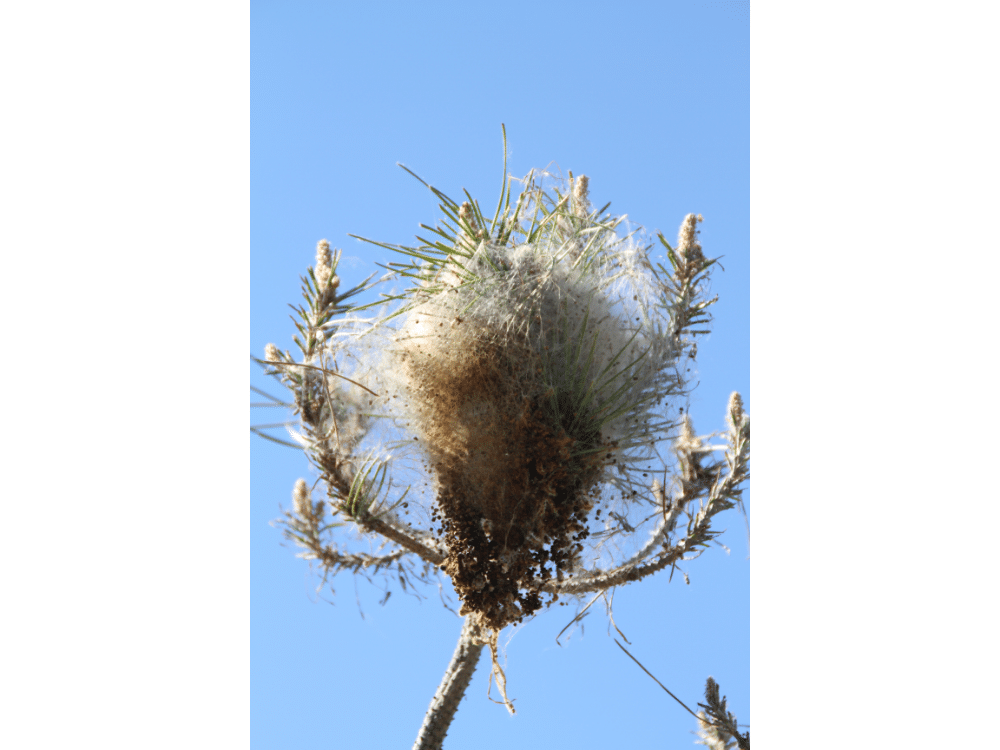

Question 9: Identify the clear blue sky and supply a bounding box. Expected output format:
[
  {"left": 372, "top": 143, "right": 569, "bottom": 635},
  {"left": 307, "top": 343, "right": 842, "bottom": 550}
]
[{"left": 250, "top": 3, "right": 749, "bottom": 747}]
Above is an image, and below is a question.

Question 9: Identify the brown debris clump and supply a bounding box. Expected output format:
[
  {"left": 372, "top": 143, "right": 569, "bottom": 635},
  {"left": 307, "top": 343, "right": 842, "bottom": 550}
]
[{"left": 396, "top": 315, "right": 611, "bottom": 631}]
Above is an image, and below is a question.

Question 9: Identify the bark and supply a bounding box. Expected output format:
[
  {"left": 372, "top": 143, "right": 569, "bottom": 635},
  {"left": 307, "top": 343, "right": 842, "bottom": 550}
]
[{"left": 412, "top": 617, "right": 484, "bottom": 750}]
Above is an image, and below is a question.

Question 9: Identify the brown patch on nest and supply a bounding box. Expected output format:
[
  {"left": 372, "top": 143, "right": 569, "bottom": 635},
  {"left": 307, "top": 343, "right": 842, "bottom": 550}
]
[{"left": 399, "top": 327, "right": 613, "bottom": 630}]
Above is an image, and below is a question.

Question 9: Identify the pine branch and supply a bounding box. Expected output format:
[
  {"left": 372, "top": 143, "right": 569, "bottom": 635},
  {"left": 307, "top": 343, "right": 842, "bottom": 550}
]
[
  {"left": 411, "top": 617, "right": 485, "bottom": 750},
  {"left": 359, "top": 515, "right": 447, "bottom": 567},
  {"left": 697, "top": 676, "right": 749, "bottom": 750},
  {"left": 542, "top": 409, "right": 749, "bottom": 596}
]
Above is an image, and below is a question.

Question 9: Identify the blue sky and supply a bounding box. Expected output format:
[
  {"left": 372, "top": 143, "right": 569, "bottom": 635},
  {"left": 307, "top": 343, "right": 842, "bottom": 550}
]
[{"left": 250, "top": 3, "right": 749, "bottom": 747}]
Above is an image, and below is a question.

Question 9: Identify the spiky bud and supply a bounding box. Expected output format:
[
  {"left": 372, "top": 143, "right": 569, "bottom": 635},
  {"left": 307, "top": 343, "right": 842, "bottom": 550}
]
[
  {"left": 457, "top": 201, "right": 479, "bottom": 234},
  {"left": 292, "top": 478, "right": 311, "bottom": 518},
  {"left": 677, "top": 213, "right": 705, "bottom": 267},
  {"left": 572, "top": 174, "right": 590, "bottom": 218},
  {"left": 726, "top": 391, "right": 746, "bottom": 433},
  {"left": 315, "top": 239, "right": 333, "bottom": 290}
]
